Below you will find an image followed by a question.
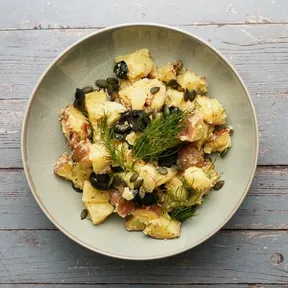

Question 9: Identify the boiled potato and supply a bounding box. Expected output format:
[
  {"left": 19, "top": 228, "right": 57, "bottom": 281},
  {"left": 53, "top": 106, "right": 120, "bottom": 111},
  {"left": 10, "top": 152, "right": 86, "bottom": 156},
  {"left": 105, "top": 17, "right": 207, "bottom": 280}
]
[
  {"left": 195, "top": 95, "right": 226, "bottom": 125},
  {"left": 89, "top": 143, "right": 111, "bottom": 174},
  {"left": 134, "top": 161, "right": 157, "bottom": 192},
  {"left": 125, "top": 216, "right": 146, "bottom": 231},
  {"left": 143, "top": 217, "right": 181, "bottom": 239},
  {"left": 204, "top": 127, "right": 232, "bottom": 154},
  {"left": 178, "top": 143, "right": 205, "bottom": 170},
  {"left": 115, "top": 48, "right": 155, "bottom": 81},
  {"left": 59, "top": 104, "right": 92, "bottom": 149},
  {"left": 177, "top": 70, "right": 207, "bottom": 94},
  {"left": 71, "top": 139, "right": 92, "bottom": 167},
  {"left": 155, "top": 167, "right": 177, "bottom": 187},
  {"left": 86, "top": 202, "right": 114, "bottom": 225},
  {"left": 131, "top": 208, "right": 160, "bottom": 224},
  {"left": 82, "top": 181, "right": 110, "bottom": 203}
]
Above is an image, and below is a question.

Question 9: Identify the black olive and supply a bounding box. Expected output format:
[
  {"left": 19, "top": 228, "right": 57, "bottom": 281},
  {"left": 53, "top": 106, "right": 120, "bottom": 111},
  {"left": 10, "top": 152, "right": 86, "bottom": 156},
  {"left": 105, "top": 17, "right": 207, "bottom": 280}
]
[
  {"left": 73, "top": 88, "right": 86, "bottom": 112},
  {"left": 111, "top": 166, "right": 124, "bottom": 172},
  {"left": 169, "top": 106, "right": 180, "bottom": 113},
  {"left": 127, "top": 117, "right": 140, "bottom": 132},
  {"left": 114, "top": 61, "right": 128, "bottom": 79},
  {"left": 134, "top": 193, "right": 158, "bottom": 206},
  {"left": 138, "top": 114, "right": 151, "bottom": 131},
  {"left": 114, "top": 119, "right": 131, "bottom": 133},
  {"left": 114, "top": 132, "right": 126, "bottom": 140},
  {"left": 121, "top": 110, "right": 144, "bottom": 119},
  {"left": 89, "top": 172, "right": 109, "bottom": 190},
  {"left": 72, "top": 183, "right": 83, "bottom": 193}
]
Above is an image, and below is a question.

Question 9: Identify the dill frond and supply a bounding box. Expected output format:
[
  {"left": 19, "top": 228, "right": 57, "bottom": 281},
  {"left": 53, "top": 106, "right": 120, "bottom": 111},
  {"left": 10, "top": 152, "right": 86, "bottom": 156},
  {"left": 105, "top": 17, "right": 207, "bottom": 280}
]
[
  {"left": 132, "top": 109, "right": 191, "bottom": 161},
  {"left": 170, "top": 206, "right": 197, "bottom": 222}
]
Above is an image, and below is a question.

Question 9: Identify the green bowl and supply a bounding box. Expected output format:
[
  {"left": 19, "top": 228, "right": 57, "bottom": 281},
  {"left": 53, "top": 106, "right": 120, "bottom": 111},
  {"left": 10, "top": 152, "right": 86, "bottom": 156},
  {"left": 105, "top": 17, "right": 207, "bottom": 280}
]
[{"left": 22, "top": 23, "right": 259, "bottom": 260}]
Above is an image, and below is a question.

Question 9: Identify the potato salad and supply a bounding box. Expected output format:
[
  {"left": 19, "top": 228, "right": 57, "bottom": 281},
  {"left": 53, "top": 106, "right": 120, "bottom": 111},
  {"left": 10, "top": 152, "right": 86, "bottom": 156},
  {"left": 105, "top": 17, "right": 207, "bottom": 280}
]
[{"left": 54, "top": 48, "right": 233, "bottom": 239}]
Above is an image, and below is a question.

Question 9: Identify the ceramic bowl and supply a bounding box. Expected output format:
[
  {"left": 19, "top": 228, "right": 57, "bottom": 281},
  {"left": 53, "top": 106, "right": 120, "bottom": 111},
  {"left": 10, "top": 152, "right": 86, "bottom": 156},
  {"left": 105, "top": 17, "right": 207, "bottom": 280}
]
[{"left": 22, "top": 23, "right": 258, "bottom": 260}]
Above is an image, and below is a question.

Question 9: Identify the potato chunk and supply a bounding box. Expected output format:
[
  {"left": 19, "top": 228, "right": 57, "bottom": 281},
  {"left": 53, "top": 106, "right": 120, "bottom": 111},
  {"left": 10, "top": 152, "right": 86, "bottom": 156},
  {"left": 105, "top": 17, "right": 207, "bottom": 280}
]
[
  {"left": 155, "top": 167, "right": 177, "bottom": 187},
  {"left": 82, "top": 181, "right": 110, "bottom": 203},
  {"left": 125, "top": 216, "right": 146, "bottom": 231},
  {"left": 89, "top": 143, "right": 111, "bottom": 174},
  {"left": 143, "top": 217, "right": 181, "bottom": 239},
  {"left": 85, "top": 202, "right": 114, "bottom": 225},
  {"left": 178, "top": 143, "right": 205, "bottom": 170},
  {"left": 71, "top": 139, "right": 92, "bottom": 167},
  {"left": 177, "top": 70, "right": 207, "bottom": 94},
  {"left": 131, "top": 208, "right": 160, "bottom": 224},
  {"left": 119, "top": 78, "right": 166, "bottom": 112},
  {"left": 204, "top": 127, "right": 232, "bottom": 154},
  {"left": 134, "top": 161, "right": 157, "bottom": 192},
  {"left": 115, "top": 48, "right": 155, "bottom": 81},
  {"left": 196, "top": 95, "right": 226, "bottom": 125},
  {"left": 59, "top": 104, "right": 92, "bottom": 149}
]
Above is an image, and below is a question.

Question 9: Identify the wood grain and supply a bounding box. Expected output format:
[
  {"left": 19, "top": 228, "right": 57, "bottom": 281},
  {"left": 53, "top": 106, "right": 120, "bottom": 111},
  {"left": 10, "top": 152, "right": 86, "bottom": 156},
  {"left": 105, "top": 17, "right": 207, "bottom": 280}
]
[
  {"left": 1, "top": 167, "right": 287, "bottom": 230},
  {"left": 1, "top": 0, "right": 288, "bottom": 30},
  {"left": 1, "top": 25, "right": 288, "bottom": 166},
  {"left": 2, "top": 286, "right": 288, "bottom": 288},
  {"left": 0, "top": 230, "right": 287, "bottom": 284}
]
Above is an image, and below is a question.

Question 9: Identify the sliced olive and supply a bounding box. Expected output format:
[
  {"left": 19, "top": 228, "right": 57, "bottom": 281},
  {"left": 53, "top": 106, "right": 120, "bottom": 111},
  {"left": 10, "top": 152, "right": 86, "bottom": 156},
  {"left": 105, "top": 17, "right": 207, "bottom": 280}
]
[
  {"left": 184, "top": 88, "right": 189, "bottom": 102},
  {"left": 106, "top": 77, "right": 119, "bottom": 85},
  {"left": 113, "top": 175, "right": 122, "bottom": 186},
  {"left": 128, "top": 117, "right": 140, "bottom": 132},
  {"left": 138, "top": 114, "right": 151, "bottom": 131},
  {"left": 107, "top": 84, "right": 113, "bottom": 95},
  {"left": 89, "top": 172, "right": 109, "bottom": 190},
  {"left": 121, "top": 110, "right": 143, "bottom": 119},
  {"left": 150, "top": 86, "right": 160, "bottom": 94},
  {"left": 114, "top": 133, "right": 126, "bottom": 140},
  {"left": 214, "top": 180, "right": 225, "bottom": 191},
  {"left": 80, "top": 209, "right": 88, "bottom": 220},
  {"left": 157, "top": 167, "right": 168, "bottom": 175},
  {"left": 134, "top": 178, "right": 144, "bottom": 190},
  {"left": 114, "top": 120, "right": 131, "bottom": 133},
  {"left": 114, "top": 61, "right": 128, "bottom": 79},
  {"left": 130, "top": 172, "right": 139, "bottom": 183},
  {"left": 81, "top": 86, "right": 93, "bottom": 94},
  {"left": 96, "top": 79, "right": 108, "bottom": 88},
  {"left": 111, "top": 166, "right": 124, "bottom": 172},
  {"left": 134, "top": 193, "right": 158, "bottom": 206},
  {"left": 72, "top": 183, "right": 82, "bottom": 193},
  {"left": 189, "top": 90, "right": 196, "bottom": 102},
  {"left": 73, "top": 88, "right": 86, "bottom": 112},
  {"left": 95, "top": 173, "right": 109, "bottom": 183}
]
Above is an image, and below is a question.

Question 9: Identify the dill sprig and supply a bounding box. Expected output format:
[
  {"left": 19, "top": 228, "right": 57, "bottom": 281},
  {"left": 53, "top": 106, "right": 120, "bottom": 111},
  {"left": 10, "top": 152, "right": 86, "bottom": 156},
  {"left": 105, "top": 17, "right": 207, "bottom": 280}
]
[
  {"left": 170, "top": 206, "right": 197, "bottom": 222},
  {"left": 98, "top": 115, "right": 128, "bottom": 170},
  {"left": 132, "top": 110, "right": 191, "bottom": 161}
]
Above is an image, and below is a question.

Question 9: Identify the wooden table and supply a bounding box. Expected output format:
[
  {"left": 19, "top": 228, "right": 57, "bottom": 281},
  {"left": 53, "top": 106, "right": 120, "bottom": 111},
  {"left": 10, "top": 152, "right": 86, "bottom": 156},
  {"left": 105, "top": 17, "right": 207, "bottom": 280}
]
[{"left": 1, "top": 0, "right": 288, "bottom": 286}]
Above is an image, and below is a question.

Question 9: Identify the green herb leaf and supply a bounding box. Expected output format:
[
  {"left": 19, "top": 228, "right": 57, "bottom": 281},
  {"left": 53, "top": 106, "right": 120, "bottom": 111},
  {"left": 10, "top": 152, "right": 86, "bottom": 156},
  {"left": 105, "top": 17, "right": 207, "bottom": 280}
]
[{"left": 170, "top": 206, "right": 197, "bottom": 222}]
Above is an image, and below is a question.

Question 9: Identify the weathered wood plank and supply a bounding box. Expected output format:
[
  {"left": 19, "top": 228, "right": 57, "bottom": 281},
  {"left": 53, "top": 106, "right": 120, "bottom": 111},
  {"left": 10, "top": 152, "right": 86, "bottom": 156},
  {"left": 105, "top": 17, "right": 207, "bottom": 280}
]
[
  {"left": 1, "top": 167, "right": 287, "bottom": 230},
  {"left": 1, "top": 25, "right": 288, "bottom": 166},
  {"left": 1, "top": 0, "right": 288, "bottom": 30},
  {"left": 0, "top": 230, "right": 287, "bottom": 284}
]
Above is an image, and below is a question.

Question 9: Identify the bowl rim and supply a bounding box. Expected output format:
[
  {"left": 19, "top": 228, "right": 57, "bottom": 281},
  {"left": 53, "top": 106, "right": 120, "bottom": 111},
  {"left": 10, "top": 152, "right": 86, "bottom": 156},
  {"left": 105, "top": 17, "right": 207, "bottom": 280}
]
[{"left": 21, "top": 22, "right": 259, "bottom": 260}]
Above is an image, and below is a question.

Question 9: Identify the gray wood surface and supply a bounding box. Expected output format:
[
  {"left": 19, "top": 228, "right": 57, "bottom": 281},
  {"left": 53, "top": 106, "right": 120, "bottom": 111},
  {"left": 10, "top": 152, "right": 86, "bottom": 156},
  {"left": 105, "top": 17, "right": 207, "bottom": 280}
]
[
  {"left": 1, "top": 167, "right": 288, "bottom": 230},
  {"left": 0, "top": 230, "right": 287, "bottom": 284},
  {"left": 1, "top": 0, "right": 288, "bottom": 286},
  {"left": 1, "top": 24, "right": 288, "bottom": 166},
  {"left": 1, "top": 0, "right": 288, "bottom": 30}
]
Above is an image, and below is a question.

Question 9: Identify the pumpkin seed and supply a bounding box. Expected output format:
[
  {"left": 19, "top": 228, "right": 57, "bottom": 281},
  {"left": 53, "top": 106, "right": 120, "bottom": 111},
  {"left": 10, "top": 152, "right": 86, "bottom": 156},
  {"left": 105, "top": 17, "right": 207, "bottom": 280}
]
[
  {"left": 81, "top": 86, "right": 93, "bottom": 94},
  {"left": 220, "top": 148, "right": 229, "bottom": 158},
  {"left": 184, "top": 88, "right": 189, "bottom": 102},
  {"left": 214, "top": 180, "right": 225, "bottom": 190},
  {"left": 106, "top": 77, "right": 119, "bottom": 85},
  {"left": 107, "top": 84, "right": 113, "bottom": 95},
  {"left": 134, "top": 178, "right": 144, "bottom": 189},
  {"left": 122, "top": 179, "right": 128, "bottom": 187},
  {"left": 189, "top": 90, "right": 196, "bottom": 102},
  {"left": 96, "top": 79, "right": 108, "bottom": 88},
  {"left": 157, "top": 167, "right": 168, "bottom": 175},
  {"left": 139, "top": 188, "right": 145, "bottom": 199},
  {"left": 110, "top": 91, "right": 118, "bottom": 101},
  {"left": 152, "top": 108, "right": 157, "bottom": 119},
  {"left": 80, "top": 209, "right": 88, "bottom": 220},
  {"left": 111, "top": 166, "right": 124, "bottom": 172},
  {"left": 166, "top": 79, "right": 178, "bottom": 88},
  {"left": 113, "top": 175, "right": 122, "bottom": 186},
  {"left": 176, "top": 159, "right": 184, "bottom": 171},
  {"left": 171, "top": 164, "right": 179, "bottom": 171},
  {"left": 108, "top": 177, "right": 114, "bottom": 188},
  {"left": 72, "top": 183, "right": 83, "bottom": 193},
  {"left": 112, "top": 83, "right": 119, "bottom": 91},
  {"left": 150, "top": 86, "right": 160, "bottom": 94},
  {"left": 130, "top": 172, "right": 139, "bottom": 183},
  {"left": 163, "top": 104, "right": 170, "bottom": 117}
]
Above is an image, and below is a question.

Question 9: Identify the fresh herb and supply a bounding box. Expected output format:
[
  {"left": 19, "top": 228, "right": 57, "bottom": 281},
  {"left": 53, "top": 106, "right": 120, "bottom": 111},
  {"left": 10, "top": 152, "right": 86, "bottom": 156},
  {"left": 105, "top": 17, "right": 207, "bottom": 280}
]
[
  {"left": 132, "top": 109, "right": 191, "bottom": 161},
  {"left": 170, "top": 206, "right": 197, "bottom": 222}
]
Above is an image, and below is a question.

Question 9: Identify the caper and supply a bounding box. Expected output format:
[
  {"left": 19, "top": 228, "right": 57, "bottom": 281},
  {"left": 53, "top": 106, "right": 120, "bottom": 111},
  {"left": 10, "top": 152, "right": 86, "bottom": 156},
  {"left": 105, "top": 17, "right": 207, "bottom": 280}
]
[
  {"left": 150, "top": 86, "right": 160, "bottom": 94},
  {"left": 189, "top": 90, "right": 196, "bottom": 102},
  {"left": 80, "top": 209, "right": 88, "bottom": 220},
  {"left": 106, "top": 77, "right": 119, "bottom": 85},
  {"left": 130, "top": 172, "right": 139, "bottom": 183},
  {"left": 114, "top": 61, "right": 128, "bottom": 79},
  {"left": 214, "top": 180, "right": 225, "bottom": 191},
  {"left": 113, "top": 175, "right": 122, "bottom": 186},
  {"left": 163, "top": 104, "right": 170, "bottom": 117},
  {"left": 152, "top": 108, "right": 158, "bottom": 119},
  {"left": 72, "top": 183, "right": 82, "bottom": 193},
  {"left": 81, "top": 86, "right": 94, "bottom": 94},
  {"left": 157, "top": 167, "right": 168, "bottom": 175},
  {"left": 134, "top": 178, "right": 144, "bottom": 189},
  {"left": 96, "top": 79, "right": 108, "bottom": 88},
  {"left": 184, "top": 88, "right": 189, "bottom": 102},
  {"left": 107, "top": 84, "right": 113, "bottom": 95}
]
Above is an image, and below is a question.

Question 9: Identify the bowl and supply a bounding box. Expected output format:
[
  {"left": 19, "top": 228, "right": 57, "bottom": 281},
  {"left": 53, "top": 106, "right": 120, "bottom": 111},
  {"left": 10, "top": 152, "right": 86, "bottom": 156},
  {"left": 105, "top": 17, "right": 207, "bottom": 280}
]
[{"left": 21, "top": 23, "right": 258, "bottom": 260}]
